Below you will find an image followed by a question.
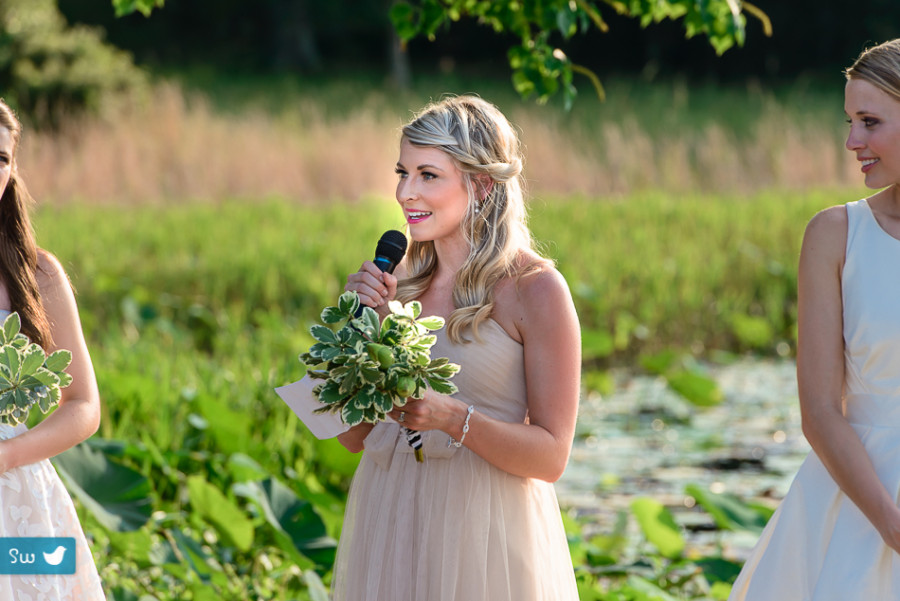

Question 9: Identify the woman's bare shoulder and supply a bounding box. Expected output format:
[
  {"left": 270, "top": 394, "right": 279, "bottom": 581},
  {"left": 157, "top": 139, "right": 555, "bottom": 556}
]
[
  {"left": 802, "top": 204, "right": 849, "bottom": 261},
  {"left": 807, "top": 204, "right": 848, "bottom": 232},
  {"left": 34, "top": 249, "right": 73, "bottom": 304},
  {"left": 492, "top": 251, "right": 573, "bottom": 337}
]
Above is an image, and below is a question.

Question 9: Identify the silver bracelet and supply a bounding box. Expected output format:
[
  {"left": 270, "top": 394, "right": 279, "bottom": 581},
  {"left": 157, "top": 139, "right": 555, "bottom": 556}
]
[{"left": 448, "top": 405, "right": 475, "bottom": 448}]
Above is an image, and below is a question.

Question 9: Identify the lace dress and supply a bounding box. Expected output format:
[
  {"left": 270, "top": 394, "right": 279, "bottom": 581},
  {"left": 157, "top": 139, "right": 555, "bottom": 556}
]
[{"left": 0, "top": 311, "right": 105, "bottom": 600}]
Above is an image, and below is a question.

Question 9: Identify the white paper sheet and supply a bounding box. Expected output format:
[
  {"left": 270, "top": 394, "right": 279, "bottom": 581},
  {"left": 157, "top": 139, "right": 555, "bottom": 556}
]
[{"left": 275, "top": 376, "right": 350, "bottom": 440}]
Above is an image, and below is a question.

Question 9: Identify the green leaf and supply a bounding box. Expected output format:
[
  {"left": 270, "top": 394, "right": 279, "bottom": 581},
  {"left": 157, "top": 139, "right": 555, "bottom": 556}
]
[
  {"left": 685, "top": 484, "right": 773, "bottom": 534},
  {"left": 337, "top": 291, "right": 360, "bottom": 316},
  {"left": 233, "top": 478, "right": 336, "bottom": 567},
  {"left": 309, "top": 324, "right": 338, "bottom": 344},
  {"left": 556, "top": 6, "right": 577, "bottom": 37},
  {"left": 387, "top": 300, "right": 404, "bottom": 316},
  {"left": 624, "top": 576, "right": 681, "bottom": 601},
  {"left": 2, "top": 312, "right": 20, "bottom": 343},
  {"left": 24, "top": 370, "right": 60, "bottom": 390},
  {"left": 374, "top": 390, "right": 394, "bottom": 413},
  {"left": 412, "top": 334, "right": 437, "bottom": 349},
  {"left": 630, "top": 497, "right": 684, "bottom": 559},
  {"left": 169, "top": 529, "right": 217, "bottom": 578},
  {"left": 429, "top": 360, "right": 460, "bottom": 378},
  {"left": 427, "top": 378, "right": 457, "bottom": 395},
  {"left": 52, "top": 442, "right": 153, "bottom": 532},
  {"left": 187, "top": 475, "right": 254, "bottom": 552},
  {"left": 389, "top": 1, "right": 419, "bottom": 41},
  {"left": 360, "top": 364, "right": 384, "bottom": 385},
  {"left": 44, "top": 349, "right": 72, "bottom": 372},
  {"left": 731, "top": 313, "right": 774, "bottom": 350},
  {"left": 693, "top": 556, "right": 743, "bottom": 586},
  {"left": 666, "top": 369, "right": 723, "bottom": 407},
  {"left": 3, "top": 346, "right": 20, "bottom": 378},
  {"left": 225, "top": 453, "right": 269, "bottom": 483},
  {"left": 47, "top": 386, "right": 61, "bottom": 407},
  {"left": 320, "top": 306, "right": 345, "bottom": 324},
  {"left": 639, "top": 349, "right": 678, "bottom": 375},
  {"left": 12, "top": 388, "right": 30, "bottom": 410},
  {"left": 341, "top": 403, "right": 365, "bottom": 427},
  {"left": 106, "top": 529, "right": 155, "bottom": 569},
  {"left": 113, "top": 0, "right": 165, "bottom": 18},
  {"left": 357, "top": 306, "right": 382, "bottom": 337},
  {"left": 317, "top": 380, "right": 345, "bottom": 405},
  {"left": 416, "top": 316, "right": 445, "bottom": 330},
  {"left": 304, "top": 569, "right": 332, "bottom": 601},
  {"left": 19, "top": 346, "right": 45, "bottom": 376}
]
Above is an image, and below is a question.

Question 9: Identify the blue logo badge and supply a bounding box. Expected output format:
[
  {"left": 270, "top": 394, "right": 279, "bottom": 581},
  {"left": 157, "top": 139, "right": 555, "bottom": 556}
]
[{"left": 0, "top": 537, "right": 76, "bottom": 574}]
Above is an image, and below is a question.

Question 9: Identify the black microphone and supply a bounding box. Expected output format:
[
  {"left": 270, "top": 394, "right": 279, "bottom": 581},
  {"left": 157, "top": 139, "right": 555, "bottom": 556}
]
[
  {"left": 355, "top": 230, "right": 408, "bottom": 316},
  {"left": 372, "top": 229, "right": 408, "bottom": 275}
]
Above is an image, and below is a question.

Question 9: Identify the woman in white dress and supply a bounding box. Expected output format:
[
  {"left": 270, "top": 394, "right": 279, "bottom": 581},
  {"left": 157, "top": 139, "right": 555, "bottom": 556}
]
[
  {"left": 730, "top": 38, "right": 900, "bottom": 600},
  {"left": 0, "top": 100, "right": 105, "bottom": 599}
]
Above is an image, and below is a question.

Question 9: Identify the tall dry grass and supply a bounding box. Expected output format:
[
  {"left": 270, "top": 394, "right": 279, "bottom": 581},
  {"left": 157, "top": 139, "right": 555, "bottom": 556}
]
[{"left": 16, "top": 82, "right": 861, "bottom": 205}]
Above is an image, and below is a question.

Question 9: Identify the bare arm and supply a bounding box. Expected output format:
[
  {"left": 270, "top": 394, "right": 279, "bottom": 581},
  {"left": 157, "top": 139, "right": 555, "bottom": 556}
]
[
  {"left": 394, "top": 267, "right": 581, "bottom": 482},
  {"left": 0, "top": 252, "right": 100, "bottom": 472},
  {"left": 797, "top": 206, "right": 900, "bottom": 553}
]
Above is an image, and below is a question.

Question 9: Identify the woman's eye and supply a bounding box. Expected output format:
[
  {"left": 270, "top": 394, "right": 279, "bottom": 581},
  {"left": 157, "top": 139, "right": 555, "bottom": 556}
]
[
  {"left": 395, "top": 169, "right": 407, "bottom": 179},
  {"left": 422, "top": 172, "right": 436, "bottom": 181},
  {"left": 863, "top": 117, "right": 879, "bottom": 128}
]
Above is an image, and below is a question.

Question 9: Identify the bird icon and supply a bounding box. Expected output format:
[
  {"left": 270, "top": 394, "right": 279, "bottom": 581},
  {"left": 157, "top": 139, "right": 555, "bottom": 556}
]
[{"left": 42, "top": 546, "right": 67, "bottom": 566}]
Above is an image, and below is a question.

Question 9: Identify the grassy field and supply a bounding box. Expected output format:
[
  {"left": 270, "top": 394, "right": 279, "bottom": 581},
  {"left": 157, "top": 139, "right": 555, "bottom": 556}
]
[
  {"left": 19, "top": 74, "right": 857, "bottom": 205},
  {"left": 28, "top": 186, "right": 860, "bottom": 600}
]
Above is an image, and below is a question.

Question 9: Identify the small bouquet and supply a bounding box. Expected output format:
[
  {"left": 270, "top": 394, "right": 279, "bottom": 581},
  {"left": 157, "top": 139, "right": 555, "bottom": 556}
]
[
  {"left": 0, "top": 312, "right": 72, "bottom": 426},
  {"left": 300, "top": 291, "right": 460, "bottom": 462}
]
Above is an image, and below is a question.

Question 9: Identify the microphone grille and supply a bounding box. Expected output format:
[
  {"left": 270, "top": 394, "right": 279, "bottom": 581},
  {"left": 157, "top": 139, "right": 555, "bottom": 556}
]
[{"left": 375, "top": 230, "right": 408, "bottom": 264}]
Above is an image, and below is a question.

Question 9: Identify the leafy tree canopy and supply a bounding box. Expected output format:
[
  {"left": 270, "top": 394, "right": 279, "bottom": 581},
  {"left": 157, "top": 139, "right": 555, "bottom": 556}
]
[
  {"left": 1, "top": 0, "right": 145, "bottom": 126},
  {"left": 390, "top": 0, "right": 771, "bottom": 108},
  {"left": 111, "top": 0, "right": 165, "bottom": 18},
  {"left": 111, "top": 0, "right": 771, "bottom": 107}
]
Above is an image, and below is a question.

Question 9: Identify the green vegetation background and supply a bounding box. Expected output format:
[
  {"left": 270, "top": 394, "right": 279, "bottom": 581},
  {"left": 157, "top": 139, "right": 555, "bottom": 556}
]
[{"left": 36, "top": 182, "right": 850, "bottom": 599}]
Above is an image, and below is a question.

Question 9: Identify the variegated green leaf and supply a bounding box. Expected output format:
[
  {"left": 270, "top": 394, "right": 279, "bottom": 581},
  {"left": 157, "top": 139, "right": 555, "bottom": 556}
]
[
  {"left": 310, "top": 325, "right": 337, "bottom": 344},
  {"left": 2, "top": 312, "right": 21, "bottom": 343},
  {"left": 20, "top": 346, "right": 46, "bottom": 377},
  {"left": 3, "top": 346, "right": 20, "bottom": 378},
  {"left": 44, "top": 349, "right": 72, "bottom": 373}
]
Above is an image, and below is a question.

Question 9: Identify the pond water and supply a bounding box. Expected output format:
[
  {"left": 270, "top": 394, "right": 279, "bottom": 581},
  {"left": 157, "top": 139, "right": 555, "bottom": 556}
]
[{"left": 556, "top": 357, "right": 809, "bottom": 559}]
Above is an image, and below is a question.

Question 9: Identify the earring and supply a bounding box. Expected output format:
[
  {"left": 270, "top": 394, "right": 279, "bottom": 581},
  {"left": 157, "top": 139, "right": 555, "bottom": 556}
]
[{"left": 473, "top": 201, "right": 481, "bottom": 215}]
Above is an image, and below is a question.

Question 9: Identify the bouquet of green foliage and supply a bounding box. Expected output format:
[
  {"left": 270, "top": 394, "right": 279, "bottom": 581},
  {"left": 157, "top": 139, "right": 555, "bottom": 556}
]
[
  {"left": 0, "top": 312, "right": 72, "bottom": 426},
  {"left": 300, "top": 291, "right": 460, "bottom": 462}
]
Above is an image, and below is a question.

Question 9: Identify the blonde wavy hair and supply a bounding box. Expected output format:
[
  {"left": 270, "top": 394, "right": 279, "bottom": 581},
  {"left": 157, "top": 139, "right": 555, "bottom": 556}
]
[
  {"left": 846, "top": 39, "right": 900, "bottom": 99},
  {"left": 395, "top": 95, "right": 548, "bottom": 343}
]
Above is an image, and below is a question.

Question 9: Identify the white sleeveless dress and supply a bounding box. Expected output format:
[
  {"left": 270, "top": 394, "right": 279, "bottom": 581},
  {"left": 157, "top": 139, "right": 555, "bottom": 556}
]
[
  {"left": 0, "top": 311, "right": 105, "bottom": 600},
  {"left": 332, "top": 319, "right": 578, "bottom": 601},
  {"left": 729, "top": 199, "right": 900, "bottom": 600}
]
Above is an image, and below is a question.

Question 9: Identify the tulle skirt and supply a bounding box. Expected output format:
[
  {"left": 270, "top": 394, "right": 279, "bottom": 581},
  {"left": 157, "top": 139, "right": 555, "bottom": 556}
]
[{"left": 332, "top": 425, "right": 578, "bottom": 601}]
